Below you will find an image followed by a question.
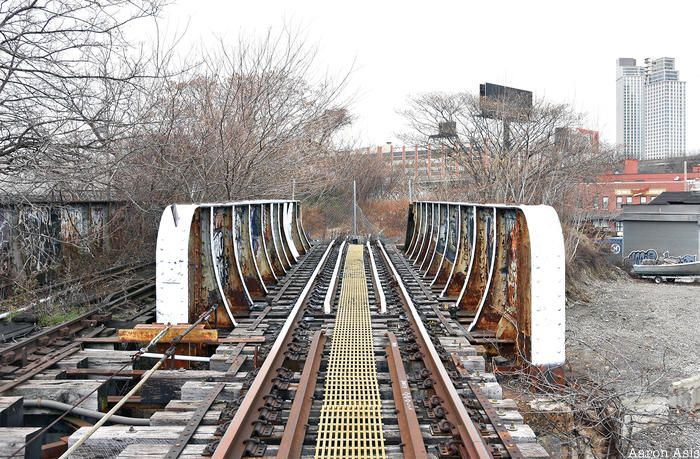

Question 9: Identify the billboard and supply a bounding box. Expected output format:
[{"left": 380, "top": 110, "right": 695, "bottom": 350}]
[{"left": 479, "top": 83, "right": 533, "bottom": 121}]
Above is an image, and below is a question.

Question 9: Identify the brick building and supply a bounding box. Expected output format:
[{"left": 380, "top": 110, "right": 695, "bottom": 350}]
[{"left": 587, "top": 157, "right": 700, "bottom": 234}]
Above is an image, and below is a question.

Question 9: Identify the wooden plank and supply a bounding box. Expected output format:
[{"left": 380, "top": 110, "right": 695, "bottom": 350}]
[
  {"left": 65, "top": 369, "right": 145, "bottom": 378},
  {"left": 8, "top": 380, "right": 104, "bottom": 411},
  {"left": 66, "top": 426, "right": 217, "bottom": 459},
  {"left": 0, "top": 427, "right": 42, "bottom": 459},
  {"left": 216, "top": 336, "right": 265, "bottom": 344},
  {"left": 117, "top": 444, "right": 207, "bottom": 458},
  {"left": 140, "top": 371, "right": 241, "bottom": 405}
]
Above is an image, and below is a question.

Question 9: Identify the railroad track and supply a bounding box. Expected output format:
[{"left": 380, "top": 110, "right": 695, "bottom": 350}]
[
  {"left": 0, "top": 262, "right": 155, "bottom": 343},
  {"left": 0, "top": 239, "right": 549, "bottom": 458}
]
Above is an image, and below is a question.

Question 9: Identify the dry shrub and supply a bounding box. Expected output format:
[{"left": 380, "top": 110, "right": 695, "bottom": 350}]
[
  {"left": 301, "top": 206, "right": 328, "bottom": 239},
  {"left": 361, "top": 200, "right": 408, "bottom": 239},
  {"left": 565, "top": 232, "right": 624, "bottom": 302}
]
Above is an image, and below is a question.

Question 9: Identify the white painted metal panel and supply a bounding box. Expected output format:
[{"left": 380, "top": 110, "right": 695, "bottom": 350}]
[
  {"left": 156, "top": 204, "right": 197, "bottom": 324},
  {"left": 520, "top": 205, "right": 566, "bottom": 366}
]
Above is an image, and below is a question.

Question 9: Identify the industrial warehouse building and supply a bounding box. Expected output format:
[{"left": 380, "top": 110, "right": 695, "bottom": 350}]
[{"left": 620, "top": 191, "right": 700, "bottom": 262}]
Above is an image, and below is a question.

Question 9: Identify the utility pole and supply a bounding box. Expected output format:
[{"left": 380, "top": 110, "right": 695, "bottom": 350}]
[
  {"left": 408, "top": 179, "right": 413, "bottom": 202},
  {"left": 292, "top": 179, "right": 296, "bottom": 200},
  {"left": 353, "top": 180, "right": 357, "bottom": 236}
]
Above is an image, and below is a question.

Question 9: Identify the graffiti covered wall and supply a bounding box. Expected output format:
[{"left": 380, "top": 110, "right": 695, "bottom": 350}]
[{"left": 0, "top": 202, "right": 124, "bottom": 295}]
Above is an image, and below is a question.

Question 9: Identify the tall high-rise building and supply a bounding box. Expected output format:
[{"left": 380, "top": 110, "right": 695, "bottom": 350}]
[
  {"left": 615, "top": 57, "right": 686, "bottom": 160},
  {"left": 616, "top": 58, "right": 645, "bottom": 159}
]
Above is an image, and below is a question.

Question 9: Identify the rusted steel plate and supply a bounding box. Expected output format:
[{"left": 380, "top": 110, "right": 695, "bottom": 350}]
[
  {"left": 117, "top": 325, "right": 218, "bottom": 344},
  {"left": 403, "top": 202, "right": 416, "bottom": 253},
  {"left": 276, "top": 203, "right": 295, "bottom": 268},
  {"left": 263, "top": 203, "right": 285, "bottom": 278},
  {"left": 236, "top": 205, "right": 266, "bottom": 299},
  {"left": 250, "top": 204, "right": 276, "bottom": 287},
  {"left": 271, "top": 203, "right": 291, "bottom": 271},
  {"left": 417, "top": 203, "right": 437, "bottom": 271},
  {"left": 409, "top": 202, "right": 427, "bottom": 263},
  {"left": 441, "top": 205, "right": 473, "bottom": 298},
  {"left": 282, "top": 202, "right": 300, "bottom": 261},
  {"left": 425, "top": 203, "right": 448, "bottom": 280},
  {"left": 294, "top": 201, "right": 311, "bottom": 252},
  {"left": 433, "top": 203, "right": 460, "bottom": 289},
  {"left": 470, "top": 209, "right": 521, "bottom": 344},
  {"left": 289, "top": 202, "right": 307, "bottom": 256},
  {"left": 209, "top": 206, "right": 243, "bottom": 325},
  {"left": 156, "top": 200, "right": 312, "bottom": 330},
  {"left": 457, "top": 207, "right": 496, "bottom": 319}
]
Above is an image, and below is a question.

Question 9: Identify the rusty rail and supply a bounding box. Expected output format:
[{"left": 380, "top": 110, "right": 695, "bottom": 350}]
[
  {"left": 385, "top": 331, "right": 427, "bottom": 459},
  {"left": 276, "top": 330, "right": 326, "bottom": 458}
]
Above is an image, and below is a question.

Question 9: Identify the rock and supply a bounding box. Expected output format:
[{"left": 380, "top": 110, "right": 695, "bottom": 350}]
[
  {"left": 669, "top": 374, "right": 700, "bottom": 412},
  {"left": 621, "top": 396, "right": 669, "bottom": 436},
  {"left": 526, "top": 398, "right": 574, "bottom": 432}
]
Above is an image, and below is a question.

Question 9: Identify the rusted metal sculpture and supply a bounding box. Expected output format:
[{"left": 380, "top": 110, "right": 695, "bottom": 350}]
[
  {"left": 156, "top": 200, "right": 310, "bottom": 327},
  {"left": 404, "top": 201, "right": 565, "bottom": 367}
]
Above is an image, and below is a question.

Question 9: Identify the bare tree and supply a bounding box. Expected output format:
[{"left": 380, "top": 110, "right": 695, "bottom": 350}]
[
  {"left": 400, "top": 92, "right": 616, "bottom": 202},
  {"left": 399, "top": 91, "right": 619, "bottom": 262},
  {"left": 116, "top": 29, "right": 352, "bottom": 213},
  {"left": 0, "top": 0, "right": 165, "bottom": 194}
]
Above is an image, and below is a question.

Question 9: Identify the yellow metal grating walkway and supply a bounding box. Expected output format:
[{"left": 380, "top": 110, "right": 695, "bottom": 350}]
[{"left": 315, "top": 244, "right": 387, "bottom": 459}]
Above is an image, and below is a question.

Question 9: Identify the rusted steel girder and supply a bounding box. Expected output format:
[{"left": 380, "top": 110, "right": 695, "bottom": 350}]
[
  {"left": 403, "top": 201, "right": 565, "bottom": 368},
  {"left": 155, "top": 200, "right": 311, "bottom": 328},
  {"left": 117, "top": 324, "right": 217, "bottom": 344}
]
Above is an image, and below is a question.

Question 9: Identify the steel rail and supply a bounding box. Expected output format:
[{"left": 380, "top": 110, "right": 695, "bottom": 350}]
[
  {"left": 213, "top": 241, "right": 336, "bottom": 459},
  {"left": 467, "top": 381, "right": 525, "bottom": 459},
  {"left": 385, "top": 331, "right": 427, "bottom": 459},
  {"left": 0, "top": 278, "right": 155, "bottom": 368},
  {"left": 276, "top": 329, "right": 326, "bottom": 458},
  {"left": 367, "top": 239, "right": 386, "bottom": 314},
  {"left": 376, "top": 240, "right": 493, "bottom": 459},
  {"left": 323, "top": 239, "right": 346, "bottom": 314}
]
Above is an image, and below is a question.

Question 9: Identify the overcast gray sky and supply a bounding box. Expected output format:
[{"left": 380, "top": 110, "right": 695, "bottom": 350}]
[{"left": 159, "top": 0, "right": 699, "bottom": 151}]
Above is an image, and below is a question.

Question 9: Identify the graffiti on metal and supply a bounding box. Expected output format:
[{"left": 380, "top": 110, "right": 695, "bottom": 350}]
[
  {"left": 626, "top": 249, "right": 658, "bottom": 265},
  {"left": 156, "top": 201, "right": 310, "bottom": 327},
  {"left": 0, "top": 203, "right": 121, "bottom": 292}
]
